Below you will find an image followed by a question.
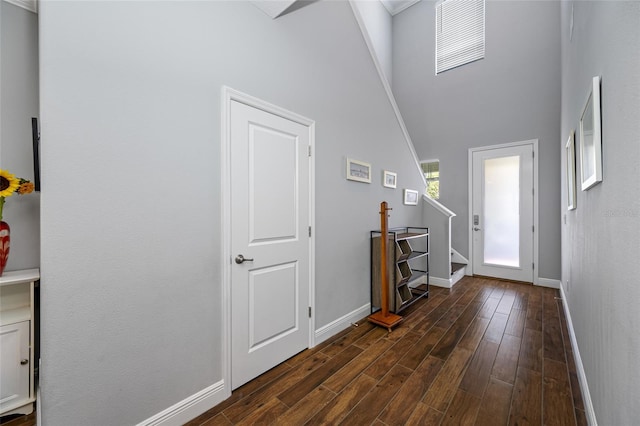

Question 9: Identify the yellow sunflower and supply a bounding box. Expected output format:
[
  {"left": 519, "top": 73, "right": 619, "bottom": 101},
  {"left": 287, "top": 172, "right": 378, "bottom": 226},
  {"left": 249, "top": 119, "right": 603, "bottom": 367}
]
[
  {"left": 0, "top": 169, "right": 20, "bottom": 197},
  {"left": 18, "top": 181, "right": 35, "bottom": 195}
]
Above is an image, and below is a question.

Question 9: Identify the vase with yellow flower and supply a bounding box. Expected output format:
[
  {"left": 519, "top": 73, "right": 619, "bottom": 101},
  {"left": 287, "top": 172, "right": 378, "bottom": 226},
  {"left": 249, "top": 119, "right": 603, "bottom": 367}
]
[{"left": 0, "top": 169, "right": 35, "bottom": 276}]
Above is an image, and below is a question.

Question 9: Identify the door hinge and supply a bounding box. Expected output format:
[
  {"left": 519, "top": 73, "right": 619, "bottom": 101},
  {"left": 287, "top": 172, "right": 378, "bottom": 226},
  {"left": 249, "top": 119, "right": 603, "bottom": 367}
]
[
  {"left": 308, "top": 226, "right": 312, "bottom": 237},
  {"left": 532, "top": 225, "right": 535, "bottom": 232},
  {"left": 308, "top": 146, "right": 312, "bottom": 157},
  {"left": 532, "top": 188, "right": 534, "bottom": 196},
  {"left": 308, "top": 306, "right": 312, "bottom": 318},
  {"left": 532, "top": 262, "right": 535, "bottom": 270},
  {"left": 532, "top": 151, "right": 535, "bottom": 159}
]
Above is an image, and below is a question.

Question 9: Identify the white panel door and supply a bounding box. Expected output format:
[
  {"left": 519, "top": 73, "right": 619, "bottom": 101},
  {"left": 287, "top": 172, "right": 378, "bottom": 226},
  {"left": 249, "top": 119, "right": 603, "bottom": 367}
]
[
  {"left": 0, "top": 321, "right": 30, "bottom": 412},
  {"left": 472, "top": 144, "right": 534, "bottom": 282},
  {"left": 230, "top": 100, "right": 310, "bottom": 389}
]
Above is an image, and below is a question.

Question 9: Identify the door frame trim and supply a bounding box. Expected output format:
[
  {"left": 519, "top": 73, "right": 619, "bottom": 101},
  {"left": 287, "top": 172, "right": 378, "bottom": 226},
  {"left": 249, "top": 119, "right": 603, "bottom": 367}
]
[
  {"left": 221, "top": 86, "right": 316, "bottom": 396},
  {"left": 467, "top": 139, "right": 539, "bottom": 284}
]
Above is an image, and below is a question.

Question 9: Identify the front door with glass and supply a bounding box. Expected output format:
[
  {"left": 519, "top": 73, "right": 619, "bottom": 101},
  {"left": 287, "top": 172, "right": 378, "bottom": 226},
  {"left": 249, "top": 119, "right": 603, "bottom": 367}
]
[{"left": 471, "top": 143, "right": 534, "bottom": 282}]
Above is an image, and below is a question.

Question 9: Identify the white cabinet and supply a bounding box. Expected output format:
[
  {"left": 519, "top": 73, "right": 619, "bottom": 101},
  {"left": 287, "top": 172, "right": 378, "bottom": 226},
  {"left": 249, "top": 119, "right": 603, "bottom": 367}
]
[
  {"left": 1, "top": 321, "right": 30, "bottom": 411},
  {"left": 0, "top": 269, "right": 39, "bottom": 416}
]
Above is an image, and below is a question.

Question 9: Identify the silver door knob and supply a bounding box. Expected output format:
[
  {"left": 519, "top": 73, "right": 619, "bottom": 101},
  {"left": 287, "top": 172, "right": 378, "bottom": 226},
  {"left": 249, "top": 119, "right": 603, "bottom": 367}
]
[
  {"left": 473, "top": 227, "right": 481, "bottom": 231},
  {"left": 235, "top": 254, "right": 254, "bottom": 264}
]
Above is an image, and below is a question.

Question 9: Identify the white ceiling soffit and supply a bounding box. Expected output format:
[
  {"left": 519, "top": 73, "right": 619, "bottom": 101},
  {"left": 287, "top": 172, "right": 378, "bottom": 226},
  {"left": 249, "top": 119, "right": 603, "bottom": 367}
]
[
  {"left": 379, "top": 0, "right": 421, "bottom": 16},
  {"left": 3, "top": 0, "right": 37, "bottom": 13},
  {"left": 250, "top": 0, "right": 299, "bottom": 19}
]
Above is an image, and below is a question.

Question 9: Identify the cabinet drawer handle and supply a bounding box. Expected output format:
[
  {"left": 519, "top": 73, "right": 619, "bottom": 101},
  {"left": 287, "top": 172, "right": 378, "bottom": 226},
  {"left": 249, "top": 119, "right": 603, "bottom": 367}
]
[{"left": 20, "top": 359, "right": 29, "bottom": 365}]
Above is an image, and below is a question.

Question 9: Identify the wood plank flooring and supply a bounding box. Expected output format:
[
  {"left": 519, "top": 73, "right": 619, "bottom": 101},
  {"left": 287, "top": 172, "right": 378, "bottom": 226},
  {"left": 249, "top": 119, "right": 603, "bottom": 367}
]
[
  {"left": 186, "top": 276, "right": 586, "bottom": 426},
  {"left": 0, "top": 412, "right": 35, "bottom": 426},
  {"left": 0, "top": 277, "right": 586, "bottom": 426}
]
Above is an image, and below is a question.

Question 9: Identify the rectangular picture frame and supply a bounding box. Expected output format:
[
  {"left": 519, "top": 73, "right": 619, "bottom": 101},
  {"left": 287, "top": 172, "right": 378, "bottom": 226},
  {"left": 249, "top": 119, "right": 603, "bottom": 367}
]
[
  {"left": 403, "top": 189, "right": 419, "bottom": 205},
  {"left": 565, "top": 131, "right": 576, "bottom": 210},
  {"left": 383, "top": 170, "right": 397, "bottom": 188},
  {"left": 579, "top": 76, "right": 603, "bottom": 191},
  {"left": 346, "top": 158, "right": 371, "bottom": 183}
]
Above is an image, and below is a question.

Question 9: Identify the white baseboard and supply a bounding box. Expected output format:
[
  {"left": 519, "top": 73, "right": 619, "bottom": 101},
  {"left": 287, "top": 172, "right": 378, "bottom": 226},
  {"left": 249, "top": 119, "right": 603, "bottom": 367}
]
[
  {"left": 136, "top": 380, "right": 227, "bottom": 426},
  {"left": 451, "top": 267, "right": 466, "bottom": 286},
  {"left": 451, "top": 249, "right": 471, "bottom": 277},
  {"left": 36, "top": 384, "right": 41, "bottom": 426},
  {"left": 429, "top": 276, "right": 454, "bottom": 289},
  {"left": 536, "top": 277, "right": 561, "bottom": 289},
  {"left": 314, "top": 303, "right": 370, "bottom": 345},
  {"left": 559, "top": 285, "right": 598, "bottom": 425}
]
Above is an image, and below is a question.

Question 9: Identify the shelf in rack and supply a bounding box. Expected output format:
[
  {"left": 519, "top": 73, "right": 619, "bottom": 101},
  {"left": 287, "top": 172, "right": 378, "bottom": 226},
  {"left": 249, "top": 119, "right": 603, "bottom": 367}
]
[
  {"left": 396, "top": 284, "right": 429, "bottom": 311},
  {"left": 410, "top": 283, "right": 429, "bottom": 294},
  {"left": 404, "top": 270, "right": 429, "bottom": 288},
  {"left": 396, "top": 262, "right": 412, "bottom": 285},
  {"left": 0, "top": 269, "right": 40, "bottom": 287},
  {"left": 397, "top": 285, "right": 412, "bottom": 304},
  {"left": 406, "top": 251, "right": 428, "bottom": 261},
  {"left": 395, "top": 232, "right": 428, "bottom": 241},
  {"left": 395, "top": 240, "right": 412, "bottom": 261},
  {"left": 370, "top": 226, "right": 429, "bottom": 315}
]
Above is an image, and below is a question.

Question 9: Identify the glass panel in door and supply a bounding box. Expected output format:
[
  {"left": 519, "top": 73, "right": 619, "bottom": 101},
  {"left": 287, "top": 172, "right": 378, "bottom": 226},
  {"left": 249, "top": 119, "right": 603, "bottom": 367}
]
[{"left": 483, "top": 155, "right": 520, "bottom": 267}]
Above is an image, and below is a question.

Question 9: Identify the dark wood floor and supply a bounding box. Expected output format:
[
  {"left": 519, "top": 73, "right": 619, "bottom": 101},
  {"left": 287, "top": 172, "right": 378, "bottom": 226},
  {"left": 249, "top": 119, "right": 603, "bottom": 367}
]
[
  {"left": 0, "top": 412, "right": 35, "bottom": 426},
  {"left": 2, "top": 276, "right": 586, "bottom": 426},
  {"left": 186, "top": 276, "right": 587, "bottom": 426}
]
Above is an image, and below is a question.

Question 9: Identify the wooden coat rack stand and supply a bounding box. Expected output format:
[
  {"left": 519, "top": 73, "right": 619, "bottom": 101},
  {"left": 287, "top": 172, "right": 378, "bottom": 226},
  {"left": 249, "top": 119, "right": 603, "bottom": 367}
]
[{"left": 368, "top": 201, "right": 403, "bottom": 331}]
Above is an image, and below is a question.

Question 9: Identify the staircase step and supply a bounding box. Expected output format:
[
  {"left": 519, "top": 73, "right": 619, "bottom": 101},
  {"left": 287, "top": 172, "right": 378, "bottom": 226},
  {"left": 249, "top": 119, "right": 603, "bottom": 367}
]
[{"left": 451, "top": 262, "right": 466, "bottom": 276}]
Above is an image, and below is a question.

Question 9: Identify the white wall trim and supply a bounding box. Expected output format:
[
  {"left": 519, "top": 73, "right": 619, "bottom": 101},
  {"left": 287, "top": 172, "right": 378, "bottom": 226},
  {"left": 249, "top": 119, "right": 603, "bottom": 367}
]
[
  {"left": 136, "top": 381, "right": 226, "bottom": 426},
  {"left": 467, "top": 139, "right": 539, "bottom": 283},
  {"left": 429, "top": 276, "right": 454, "bottom": 289},
  {"left": 422, "top": 194, "right": 456, "bottom": 218},
  {"left": 314, "top": 303, "right": 370, "bottom": 345},
  {"left": 221, "top": 86, "right": 316, "bottom": 395},
  {"left": 559, "top": 285, "right": 598, "bottom": 425},
  {"left": 250, "top": 0, "right": 297, "bottom": 19},
  {"left": 535, "top": 277, "right": 560, "bottom": 289},
  {"left": 379, "top": 0, "right": 421, "bottom": 16},
  {"left": 3, "top": 0, "right": 37, "bottom": 13},
  {"left": 451, "top": 248, "right": 468, "bottom": 265},
  {"left": 349, "top": 1, "right": 428, "bottom": 191}
]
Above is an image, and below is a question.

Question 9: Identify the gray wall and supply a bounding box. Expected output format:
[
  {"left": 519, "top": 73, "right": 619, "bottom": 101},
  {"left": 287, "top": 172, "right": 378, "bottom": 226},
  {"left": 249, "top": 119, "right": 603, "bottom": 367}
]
[
  {"left": 0, "top": 1, "right": 40, "bottom": 271},
  {"left": 560, "top": 2, "right": 640, "bottom": 423},
  {"left": 353, "top": 0, "right": 393, "bottom": 83},
  {"left": 393, "top": 0, "right": 561, "bottom": 279},
  {"left": 422, "top": 199, "right": 451, "bottom": 281},
  {"left": 38, "top": 1, "right": 426, "bottom": 423}
]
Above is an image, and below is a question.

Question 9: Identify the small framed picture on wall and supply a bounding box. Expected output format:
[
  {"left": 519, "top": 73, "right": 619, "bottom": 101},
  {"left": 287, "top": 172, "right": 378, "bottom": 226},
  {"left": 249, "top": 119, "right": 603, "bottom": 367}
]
[
  {"left": 403, "top": 189, "right": 419, "bottom": 205},
  {"left": 579, "top": 76, "right": 603, "bottom": 191},
  {"left": 383, "top": 170, "right": 397, "bottom": 188},
  {"left": 346, "top": 158, "right": 371, "bottom": 183}
]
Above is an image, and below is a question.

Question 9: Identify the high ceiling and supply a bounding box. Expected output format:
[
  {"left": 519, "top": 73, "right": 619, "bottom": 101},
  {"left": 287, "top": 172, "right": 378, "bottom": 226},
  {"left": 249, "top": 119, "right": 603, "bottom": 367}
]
[
  {"left": 250, "top": 0, "right": 423, "bottom": 19},
  {"left": 379, "top": 0, "right": 422, "bottom": 16}
]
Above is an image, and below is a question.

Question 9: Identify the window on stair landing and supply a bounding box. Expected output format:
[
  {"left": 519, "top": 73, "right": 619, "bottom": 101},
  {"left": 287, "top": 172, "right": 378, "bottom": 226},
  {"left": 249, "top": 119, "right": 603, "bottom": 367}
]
[
  {"left": 421, "top": 160, "right": 440, "bottom": 200},
  {"left": 435, "top": 0, "right": 485, "bottom": 74}
]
